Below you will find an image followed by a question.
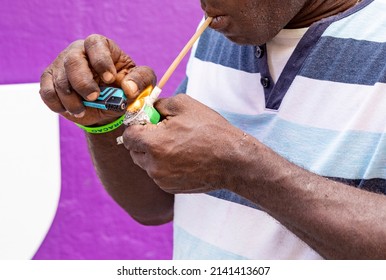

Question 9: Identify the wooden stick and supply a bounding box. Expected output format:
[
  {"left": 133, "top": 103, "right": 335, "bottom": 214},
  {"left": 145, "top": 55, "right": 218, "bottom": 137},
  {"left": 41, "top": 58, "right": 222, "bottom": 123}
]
[
  {"left": 146, "top": 17, "right": 213, "bottom": 104},
  {"left": 158, "top": 17, "right": 212, "bottom": 89}
]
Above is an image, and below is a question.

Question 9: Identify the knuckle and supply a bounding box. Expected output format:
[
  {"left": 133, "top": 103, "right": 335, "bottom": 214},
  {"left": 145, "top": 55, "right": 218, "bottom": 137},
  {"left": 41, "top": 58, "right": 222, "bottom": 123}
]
[
  {"left": 147, "top": 163, "right": 162, "bottom": 180},
  {"left": 84, "top": 34, "right": 109, "bottom": 57},
  {"left": 166, "top": 94, "right": 185, "bottom": 111},
  {"left": 122, "top": 127, "right": 143, "bottom": 150},
  {"left": 174, "top": 93, "right": 189, "bottom": 102},
  {"left": 68, "top": 39, "right": 85, "bottom": 50},
  {"left": 40, "top": 68, "right": 52, "bottom": 80},
  {"left": 63, "top": 53, "right": 79, "bottom": 69},
  {"left": 146, "top": 164, "right": 163, "bottom": 180},
  {"left": 84, "top": 34, "right": 105, "bottom": 46},
  {"left": 53, "top": 75, "right": 69, "bottom": 91},
  {"left": 119, "top": 53, "right": 136, "bottom": 69},
  {"left": 39, "top": 87, "right": 57, "bottom": 103},
  {"left": 149, "top": 141, "right": 165, "bottom": 157}
]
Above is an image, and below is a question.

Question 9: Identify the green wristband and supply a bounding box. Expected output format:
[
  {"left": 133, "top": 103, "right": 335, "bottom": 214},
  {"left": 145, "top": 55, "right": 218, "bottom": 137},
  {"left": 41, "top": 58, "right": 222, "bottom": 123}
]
[{"left": 76, "top": 114, "right": 125, "bottom": 134}]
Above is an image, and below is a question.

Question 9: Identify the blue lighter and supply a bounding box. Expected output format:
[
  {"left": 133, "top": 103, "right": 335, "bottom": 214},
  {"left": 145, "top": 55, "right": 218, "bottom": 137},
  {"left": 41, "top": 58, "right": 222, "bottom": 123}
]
[{"left": 83, "top": 87, "right": 127, "bottom": 112}]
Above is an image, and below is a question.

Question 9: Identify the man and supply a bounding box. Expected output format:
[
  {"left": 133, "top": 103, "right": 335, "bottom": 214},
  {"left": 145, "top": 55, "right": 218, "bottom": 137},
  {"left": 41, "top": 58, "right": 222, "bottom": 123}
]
[{"left": 40, "top": 0, "right": 386, "bottom": 259}]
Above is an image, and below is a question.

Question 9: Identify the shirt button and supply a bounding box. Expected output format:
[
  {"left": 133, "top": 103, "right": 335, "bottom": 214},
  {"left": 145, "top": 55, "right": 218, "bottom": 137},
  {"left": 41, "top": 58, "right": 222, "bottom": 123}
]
[
  {"left": 255, "top": 46, "right": 264, "bottom": 58},
  {"left": 261, "top": 77, "right": 270, "bottom": 88}
]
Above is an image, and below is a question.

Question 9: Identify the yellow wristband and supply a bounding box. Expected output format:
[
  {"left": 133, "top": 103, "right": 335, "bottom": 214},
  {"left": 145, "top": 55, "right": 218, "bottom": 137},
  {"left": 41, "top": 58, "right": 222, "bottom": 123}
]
[{"left": 76, "top": 114, "right": 125, "bottom": 134}]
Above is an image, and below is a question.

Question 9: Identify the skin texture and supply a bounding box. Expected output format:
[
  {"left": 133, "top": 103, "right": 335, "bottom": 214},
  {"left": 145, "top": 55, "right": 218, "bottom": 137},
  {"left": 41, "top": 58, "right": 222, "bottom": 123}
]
[
  {"left": 40, "top": 35, "right": 156, "bottom": 126},
  {"left": 39, "top": 0, "right": 386, "bottom": 259},
  {"left": 201, "top": 0, "right": 360, "bottom": 45}
]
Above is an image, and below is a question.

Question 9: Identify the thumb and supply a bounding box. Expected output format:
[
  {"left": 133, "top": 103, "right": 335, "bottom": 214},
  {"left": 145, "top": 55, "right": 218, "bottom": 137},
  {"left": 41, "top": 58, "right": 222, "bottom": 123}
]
[{"left": 118, "top": 66, "right": 157, "bottom": 103}]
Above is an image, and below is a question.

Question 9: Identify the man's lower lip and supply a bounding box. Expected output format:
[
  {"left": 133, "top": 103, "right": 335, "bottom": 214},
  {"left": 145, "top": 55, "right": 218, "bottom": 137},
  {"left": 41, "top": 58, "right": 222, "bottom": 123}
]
[{"left": 209, "top": 16, "right": 229, "bottom": 30}]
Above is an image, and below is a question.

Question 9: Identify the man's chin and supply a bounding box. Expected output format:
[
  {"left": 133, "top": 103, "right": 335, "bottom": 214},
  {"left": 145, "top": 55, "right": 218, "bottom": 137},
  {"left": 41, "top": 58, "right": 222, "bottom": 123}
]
[{"left": 225, "top": 34, "right": 262, "bottom": 46}]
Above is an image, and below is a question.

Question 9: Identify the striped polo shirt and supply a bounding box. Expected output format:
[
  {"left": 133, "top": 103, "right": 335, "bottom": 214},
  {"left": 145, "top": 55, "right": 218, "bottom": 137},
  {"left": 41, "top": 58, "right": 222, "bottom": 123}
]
[{"left": 173, "top": 0, "right": 386, "bottom": 259}]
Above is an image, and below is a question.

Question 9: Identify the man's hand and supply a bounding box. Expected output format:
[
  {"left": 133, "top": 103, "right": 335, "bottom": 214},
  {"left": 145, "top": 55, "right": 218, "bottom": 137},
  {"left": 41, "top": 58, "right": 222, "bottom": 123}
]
[
  {"left": 39, "top": 34, "right": 156, "bottom": 126},
  {"left": 122, "top": 94, "right": 247, "bottom": 193}
]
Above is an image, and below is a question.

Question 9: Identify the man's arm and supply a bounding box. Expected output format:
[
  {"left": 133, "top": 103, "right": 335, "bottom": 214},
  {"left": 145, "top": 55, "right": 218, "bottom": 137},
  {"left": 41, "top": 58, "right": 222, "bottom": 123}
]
[
  {"left": 231, "top": 137, "right": 386, "bottom": 259},
  {"left": 123, "top": 94, "right": 386, "bottom": 259},
  {"left": 86, "top": 127, "right": 174, "bottom": 225},
  {"left": 39, "top": 34, "right": 174, "bottom": 225}
]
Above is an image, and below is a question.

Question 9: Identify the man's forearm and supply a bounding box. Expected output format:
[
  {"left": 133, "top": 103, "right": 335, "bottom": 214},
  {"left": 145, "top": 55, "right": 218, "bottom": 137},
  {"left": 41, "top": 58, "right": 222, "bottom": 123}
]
[
  {"left": 232, "top": 137, "right": 386, "bottom": 259},
  {"left": 85, "top": 126, "right": 174, "bottom": 225}
]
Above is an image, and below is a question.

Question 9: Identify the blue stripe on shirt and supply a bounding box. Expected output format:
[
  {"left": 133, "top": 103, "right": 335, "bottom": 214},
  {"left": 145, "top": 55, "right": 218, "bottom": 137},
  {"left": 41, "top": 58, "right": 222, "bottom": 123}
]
[
  {"left": 300, "top": 37, "right": 386, "bottom": 85},
  {"left": 194, "top": 29, "right": 260, "bottom": 74},
  {"left": 218, "top": 110, "right": 386, "bottom": 181},
  {"left": 173, "top": 225, "right": 248, "bottom": 260}
]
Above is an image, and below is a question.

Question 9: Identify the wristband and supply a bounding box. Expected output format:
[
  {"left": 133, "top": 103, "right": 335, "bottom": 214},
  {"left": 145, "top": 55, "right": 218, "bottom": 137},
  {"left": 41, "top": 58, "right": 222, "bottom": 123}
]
[{"left": 76, "top": 114, "right": 125, "bottom": 134}]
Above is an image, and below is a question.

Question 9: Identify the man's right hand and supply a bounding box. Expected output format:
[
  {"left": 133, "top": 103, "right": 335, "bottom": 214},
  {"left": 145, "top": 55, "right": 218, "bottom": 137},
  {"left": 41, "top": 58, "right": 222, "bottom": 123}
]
[{"left": 39, "top": 34, "right": 157, "bottom": 126}]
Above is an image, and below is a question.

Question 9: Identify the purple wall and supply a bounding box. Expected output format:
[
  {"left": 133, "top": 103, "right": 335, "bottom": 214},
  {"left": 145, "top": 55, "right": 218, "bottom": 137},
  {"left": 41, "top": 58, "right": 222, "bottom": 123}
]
[{"left": 1, "top": 0, "right": 203, "bottom": 259}]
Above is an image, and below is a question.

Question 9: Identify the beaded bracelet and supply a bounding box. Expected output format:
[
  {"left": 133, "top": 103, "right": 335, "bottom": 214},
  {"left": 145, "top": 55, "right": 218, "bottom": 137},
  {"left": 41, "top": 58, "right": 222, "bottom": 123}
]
[{"left": 76, "top": 114, "right": 125, "bottom": 134}]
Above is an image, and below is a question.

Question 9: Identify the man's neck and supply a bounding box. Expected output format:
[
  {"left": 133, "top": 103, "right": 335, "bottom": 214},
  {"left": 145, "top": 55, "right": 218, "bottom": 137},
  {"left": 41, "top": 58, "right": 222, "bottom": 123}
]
[{"left": 286, "top": 0, "right": 361, "bottom": 28}]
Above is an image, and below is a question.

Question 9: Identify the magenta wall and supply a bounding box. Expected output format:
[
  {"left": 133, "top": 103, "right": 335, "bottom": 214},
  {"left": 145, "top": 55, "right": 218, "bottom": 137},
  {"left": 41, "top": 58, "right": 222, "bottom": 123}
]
[{"left": 1, "top": 0, "right": 203, "bottom": 259}]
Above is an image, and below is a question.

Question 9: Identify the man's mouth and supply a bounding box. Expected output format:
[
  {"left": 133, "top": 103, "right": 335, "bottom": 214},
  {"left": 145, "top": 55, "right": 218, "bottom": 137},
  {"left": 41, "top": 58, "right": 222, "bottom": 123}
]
[{"left": 206, "top": 14, "right": 229, "bottom": 31}]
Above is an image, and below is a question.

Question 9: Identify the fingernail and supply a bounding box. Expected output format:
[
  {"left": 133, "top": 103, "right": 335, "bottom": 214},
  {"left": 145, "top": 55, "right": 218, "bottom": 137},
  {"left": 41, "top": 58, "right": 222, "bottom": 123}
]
[
  {"left": 102, "top": 72, "right": 114, "bottom": 83},
  {"left": 125, "top": 80, "right": 139, "bottom": 95},
  {"left": 86, "top": 91, "right": 99, "bottom": 101},
  {"left": 74, "top": 111, "right": 85, "bottom": 118}
]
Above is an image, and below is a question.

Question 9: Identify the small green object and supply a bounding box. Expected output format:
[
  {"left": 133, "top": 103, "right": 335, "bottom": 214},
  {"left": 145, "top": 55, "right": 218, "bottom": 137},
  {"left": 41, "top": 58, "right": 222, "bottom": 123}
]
[{"left": 143, "top": 104, "right": 161, "bottom": 124}]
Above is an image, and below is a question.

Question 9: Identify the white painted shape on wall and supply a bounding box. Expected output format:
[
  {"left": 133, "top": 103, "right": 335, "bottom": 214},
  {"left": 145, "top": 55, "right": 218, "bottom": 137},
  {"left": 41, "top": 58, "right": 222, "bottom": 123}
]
[{"left": 0, "top": 83, "right": 61, "bottom": 259}]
